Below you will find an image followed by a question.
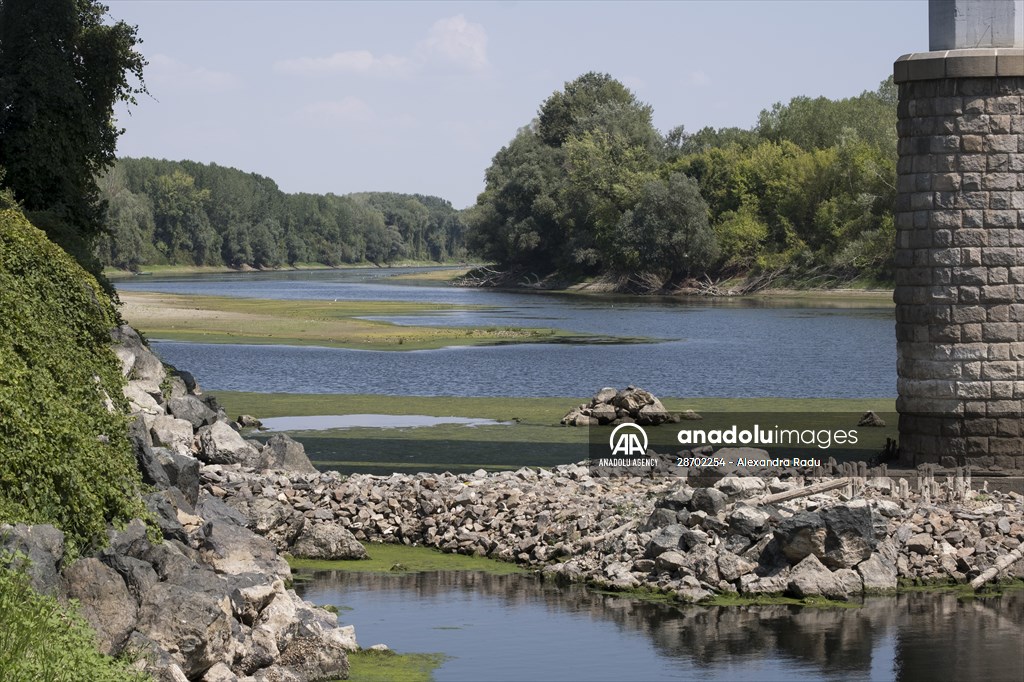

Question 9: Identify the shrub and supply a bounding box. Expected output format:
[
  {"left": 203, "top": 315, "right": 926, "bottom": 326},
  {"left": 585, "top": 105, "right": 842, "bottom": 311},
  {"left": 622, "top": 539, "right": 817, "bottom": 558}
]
[{"left": 0, "top": 209, "right": 145, "bottom": 554}]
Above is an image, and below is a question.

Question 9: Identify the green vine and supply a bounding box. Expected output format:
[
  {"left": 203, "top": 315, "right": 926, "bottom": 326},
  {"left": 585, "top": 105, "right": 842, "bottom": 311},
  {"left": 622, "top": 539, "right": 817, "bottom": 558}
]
[{"left": 0, "top": 209, "right": 146, "bottom": 555}]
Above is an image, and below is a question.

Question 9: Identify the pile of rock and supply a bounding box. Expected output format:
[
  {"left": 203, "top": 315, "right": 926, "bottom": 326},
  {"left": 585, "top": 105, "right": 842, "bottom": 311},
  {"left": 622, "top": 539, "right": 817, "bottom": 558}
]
[
  {"left": 202, "top": 452, "right": 1024, "bottom": 605},
  {"left": 561, "top": 386, "right": 678, "bottom": 426},
  {"left": 1, "top": 325, "right": 359, "bottom": 682}
]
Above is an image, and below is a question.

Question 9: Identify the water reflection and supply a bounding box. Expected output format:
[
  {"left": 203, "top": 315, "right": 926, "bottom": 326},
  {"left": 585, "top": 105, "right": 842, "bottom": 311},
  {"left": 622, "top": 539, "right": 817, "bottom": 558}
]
[{"left": 295, "top": 570, "right": 1023, "bottom": 682}]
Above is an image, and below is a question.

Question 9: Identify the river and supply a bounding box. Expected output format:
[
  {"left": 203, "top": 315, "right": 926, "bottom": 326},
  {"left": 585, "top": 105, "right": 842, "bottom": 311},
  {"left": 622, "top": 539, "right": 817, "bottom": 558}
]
[
  {"left": 116, "top": 268, "right": 897, "bottom": 398},
  {"left": 294, "top": 570, "right": 1024, "bottom": 682}
]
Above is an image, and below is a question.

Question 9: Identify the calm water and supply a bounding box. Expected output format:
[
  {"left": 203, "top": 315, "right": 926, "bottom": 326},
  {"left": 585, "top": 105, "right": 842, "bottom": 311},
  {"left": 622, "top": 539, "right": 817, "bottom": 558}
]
[
  {"left": 118, "top": 268, "right": 897, "bottom": 398},
  {"left": 296, "top": 570, "right": 1024, "bottom": 682}
]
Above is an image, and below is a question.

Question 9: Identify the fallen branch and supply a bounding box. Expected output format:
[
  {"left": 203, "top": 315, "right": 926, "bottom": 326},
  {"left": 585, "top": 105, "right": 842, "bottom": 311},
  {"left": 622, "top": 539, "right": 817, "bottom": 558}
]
[
  {"left": 751, "top": 478, "right": 851, "bottom": 506},
  {"left": 970, "top": 547, "right": 1024, "bottom": 590},
  {"left": 580, "top": 520, "right": 638, "bottom": 550}
]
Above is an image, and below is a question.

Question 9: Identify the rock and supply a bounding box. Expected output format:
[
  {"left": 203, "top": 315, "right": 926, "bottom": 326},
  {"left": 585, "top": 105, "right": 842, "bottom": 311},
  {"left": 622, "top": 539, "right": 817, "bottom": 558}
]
[
  {"left": 255, "top": 434, "right": 318, "bottom": 474},
  {"left": 135, "top": 581, "right": 235, "bottom": 679},
  {"left": 150, "top": 415, "right": 195, "bottom": 457},
  {"left": 197, "top": 421, "right": 260, "bottom": 465},
  {"left": 237, "top": 414, "right": 263, "bottom": 428},
  {"left": 276, "top": 635, "right": 350, "bottom": 682},
  {"left": 145, "top": 491, "right": 188, "bottom": 543},
  {"left": 689, "top": 488, "right": 728, "bottom": 515},
  {"left": 0, "top": 523, "right": 65, "bottom": 594},
  {"left": 675, "top": 574, "right": 712, "bottom": 603},
  {"left": 111, "top": 325, "right": 166, "bottom": 394},
  {"left": 124, "top": 381, "right": 162, "bottom": 415},
  {"left": 907, "top": 533, "right": 935, "bottom": 554},
  {"left": 717, "top": 552, "right": 757, "bottom": 582},
  {"left": 655, "top": 550, "right": 687, "bottom": 573},
  {"left": 657, "top": 487, "right": 693, "bottom": 511},
  {"left": 100, "top": 553, "right": 159, "bottom": 603},
  {"left": 818, "top": 501, "right": 875, "bottom": 569},
  {"left": 197, "top": 520, "right": 291, "bottom": 578},
  {"left": 169, "top": 395, "right": 218, "bottom": 429},
  {"left": 241, "top": 497, "right": 307, "bottom": 549},
  {"left": 727, "top": 506, "right": 770, "bottom": 538},
  {"left": 200, "top": 662, "right": 238, "bottom": 682},
  {"left": 775, "top": 503, "right": 875, "bottom": 569},
  {"left": 62, "top": 558, "right": 137, "bottom": 655},
  {"left": 591, "top": 387, "right": 618, "bottom": 405},
  {"left": 230, "top": 580, "right": 281, "bottom": 626},
  {"left": 715, "top": 476, "right": 767, "bottom": 498},
  {"left": 787, "top": 554, "right": 849, "bottom": 600},
  {"left": 645, "top": 524, "right": 686, "bottom": 558},
  {"left": 291, "top": 524, "right": 368, "bottom": 560},
  {"left": 857, "top": 553, "right": 898, "bottom": 591},
  {"left": 136, "top": 443, "right": 172, "bottom": 490},
  {"left": 152, "top": 448, "right": 201, "bottom": 507},
  {"left": 857, "top": 411, "right": 886, "bottom": 427},
  {"left": 196, "top": 490, "right": 249, "bottom": 528}
]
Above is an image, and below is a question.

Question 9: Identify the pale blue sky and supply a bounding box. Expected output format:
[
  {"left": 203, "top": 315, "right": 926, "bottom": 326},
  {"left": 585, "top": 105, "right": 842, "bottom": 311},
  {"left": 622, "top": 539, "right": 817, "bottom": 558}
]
[{"left": 107, "top": 1, "right": 929, "bottom": 208}]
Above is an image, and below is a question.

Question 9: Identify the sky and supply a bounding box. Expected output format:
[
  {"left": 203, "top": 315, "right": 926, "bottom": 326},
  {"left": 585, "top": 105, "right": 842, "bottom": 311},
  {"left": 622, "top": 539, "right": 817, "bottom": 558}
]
[{"left": 106, "top": 1, "right": 929, "bottom": 209}]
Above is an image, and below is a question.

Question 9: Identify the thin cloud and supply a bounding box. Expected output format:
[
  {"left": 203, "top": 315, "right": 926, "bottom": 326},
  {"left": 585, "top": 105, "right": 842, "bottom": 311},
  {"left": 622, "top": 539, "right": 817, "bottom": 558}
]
[
  {"left": 274, "top": 50, "right": 411, "bottom": 77},
  {"left": 297, "top": 97, "right": 374, "bottom": 125},
  {"left": 417, "top": 15, "right": 489, "bottom": 71},
  {"left": 688, "top": 71, "right": 711, "bottom": 87},
  {"left": 148, "top": 54, "right": 239, "bottom": 90},
  {"left": 277, "top": 14, "right": 489, "bottom": 78}
]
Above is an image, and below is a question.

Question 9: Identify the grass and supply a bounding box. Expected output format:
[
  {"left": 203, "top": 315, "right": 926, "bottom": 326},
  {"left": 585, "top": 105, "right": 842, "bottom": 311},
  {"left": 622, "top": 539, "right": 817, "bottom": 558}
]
[
  {"left": 218, "top": 392, "right": 899, "bottom": 474},
  {"left": 288, "top": 541, "right": 525, "bottom": 575},
  {"left": 345, "top": 650, "right": 447, "bottom": 682},
  {"left": 118, "top": 291, "right": 624, "bottom": 351}
]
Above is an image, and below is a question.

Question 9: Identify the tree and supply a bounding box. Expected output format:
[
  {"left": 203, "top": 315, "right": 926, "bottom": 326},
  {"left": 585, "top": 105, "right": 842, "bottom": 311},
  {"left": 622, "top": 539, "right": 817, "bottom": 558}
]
[{"left": 0, "top": 0, "right": 146, "bottom": 272}]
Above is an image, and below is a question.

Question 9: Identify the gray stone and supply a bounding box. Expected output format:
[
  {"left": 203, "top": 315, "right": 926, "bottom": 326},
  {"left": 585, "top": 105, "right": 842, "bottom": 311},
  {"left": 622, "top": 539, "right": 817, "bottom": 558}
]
[
  {"left": 0, "top": 523, "right": 65, "bottom": 594},
  {"left": 727, "top": 506, "right": 770, "bottom": 538},
  {"left": 645, "top": 524, "right": 686, "bottom": 558},
  {"left": 255, "top": 434, "right": 318, "bottom": 474},
  {"left": 688, "top": 488, "right": 728, "bottom": 515},
  {"left": 168, "top": 395, "right": 217, "bottom": 429},
  {"left": 150, "top": 415, "right": 195, "bottom": 457},
  {"left": 787, "top": 554, "right": 849, "bottom": 600},
  {"left": 857, "top": 553, "right": 898, "bottom": 592},
  {"left": 291, "top": 523, "right": 368, "bottom": 560},
  {"left": 197, "top": 520, "right": 291, "bottom": 578},
  {"left": 196, "top": 421, "right": 260, "bottom": 465},
  {"left": 62, "top": 558, "right": 137, "bottom": 655}
]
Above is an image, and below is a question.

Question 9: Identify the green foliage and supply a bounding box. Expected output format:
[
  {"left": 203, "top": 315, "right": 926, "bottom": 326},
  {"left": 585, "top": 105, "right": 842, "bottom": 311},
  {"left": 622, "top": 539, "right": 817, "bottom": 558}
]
[
  {"left": 0, "top": 209, "right": 145, "bottom": 554},
  {"left": 97, "top": 158, "right": 468, "bottom": 269},
  {"left": 0, "top": 552, "right": 150, "bottom": 681},
  {"left": 467, "top": 73, "right": 897, "bottom": 287},
  {"left": 0, "top": 0, "right": 146, "bottom": 276}
]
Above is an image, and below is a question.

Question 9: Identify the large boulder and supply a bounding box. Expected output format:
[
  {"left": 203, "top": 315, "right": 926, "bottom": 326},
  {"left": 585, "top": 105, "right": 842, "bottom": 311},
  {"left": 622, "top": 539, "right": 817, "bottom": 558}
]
[
  {"left": 168, "top": 395, "right": 217, "bottom": 429},
  {"left": 291, "top": 524, "right": 367, "bottom": 560},
  {"left": 150, "top": 415, "right": 195, "bottom": 457},
  {"left": 62, "top": 558, "right": 138, "bottom": 655},
  {"left": 197, "top": 421, "right": 260, "bottom": 465},
  {"left": 236, "top": 497, "right": 307, "bottom": 549},
  {"left": 727, "top": 505, "right": 770, "bottom": 538},
  {"left": 0, "top": 523, "right": 65, "bottom": 594},
  {"left": 111, "top": 325, "right": 167, "bottom": 394},
  {"left": 775, "top": 503, "right": 875, "bottom": 569},
  {"left": 254, "top": 434, "right": 317, "bottom": 474},
  {"left": 134, "top": 582, "right": 235, "bottom": 679},
  {"left": 197, "top": 520, "right": 291, "bottom": 579},
  {"left": 787, "top": 554, "right": 849, "bottom": 600},
  {"left": 645, "top": 524, "right": 686, "bottom": 558}
]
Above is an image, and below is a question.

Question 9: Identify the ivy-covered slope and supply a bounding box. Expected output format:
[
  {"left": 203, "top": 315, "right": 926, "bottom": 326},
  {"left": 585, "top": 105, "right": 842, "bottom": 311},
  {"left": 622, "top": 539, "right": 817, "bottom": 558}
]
[{"left": 0, "top": 208, "right": 144, "bottom": 553}]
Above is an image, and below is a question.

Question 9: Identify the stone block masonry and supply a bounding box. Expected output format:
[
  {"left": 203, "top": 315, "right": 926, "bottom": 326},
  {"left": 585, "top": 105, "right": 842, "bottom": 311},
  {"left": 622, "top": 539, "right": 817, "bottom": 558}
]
[{"left": 893, "top": 47, "right": 1024, "bottom": 469}]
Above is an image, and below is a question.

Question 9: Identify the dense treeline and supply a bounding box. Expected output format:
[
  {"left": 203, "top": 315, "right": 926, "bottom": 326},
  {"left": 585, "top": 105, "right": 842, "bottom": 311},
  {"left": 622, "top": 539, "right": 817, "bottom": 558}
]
[
  {"left": 96, "top": 158, "right": 468, "bottom": 270},
  {"left": 467, "top": 73, "right": 897, "bottom": 288}
]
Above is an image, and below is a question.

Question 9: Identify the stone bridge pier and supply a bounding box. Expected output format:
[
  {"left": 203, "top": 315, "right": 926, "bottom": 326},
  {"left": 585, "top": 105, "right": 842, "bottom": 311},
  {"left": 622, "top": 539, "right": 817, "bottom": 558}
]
[{"left": 894, "top": 0, "right": 1024, "bottom": 468}]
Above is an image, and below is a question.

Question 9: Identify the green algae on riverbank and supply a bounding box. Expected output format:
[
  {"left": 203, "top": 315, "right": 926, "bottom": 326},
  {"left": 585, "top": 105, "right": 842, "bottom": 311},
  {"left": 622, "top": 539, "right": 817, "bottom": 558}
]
[
  {"left": 288, "top": 542, "right": 525, "bottom": 575},
  {"left": 345, "top": 650, "right": 447, "bottom": 682}
]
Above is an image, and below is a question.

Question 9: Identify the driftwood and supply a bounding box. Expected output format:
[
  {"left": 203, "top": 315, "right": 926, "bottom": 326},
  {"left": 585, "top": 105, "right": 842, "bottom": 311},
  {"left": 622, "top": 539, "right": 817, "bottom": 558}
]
[
  {"left": 970, "top": 547, "right": 1024, "bottom": 590},
  {"left": 751, "top": 478, "right": 851, "bottom": 507},
  {"left": 580, "top": 520, "right": 638, "bottom": 550}
]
